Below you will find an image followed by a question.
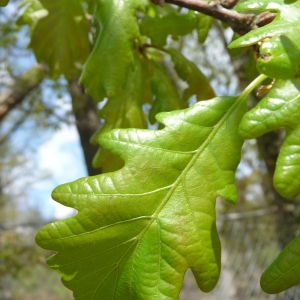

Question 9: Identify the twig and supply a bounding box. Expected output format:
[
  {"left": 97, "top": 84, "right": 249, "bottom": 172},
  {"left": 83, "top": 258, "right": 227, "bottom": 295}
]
[
  {"left": 152, "top": 0, "right": 275, "bottom": 35},
  {"left": 219, "top": 206, "right": 279, "bottom": 221}
]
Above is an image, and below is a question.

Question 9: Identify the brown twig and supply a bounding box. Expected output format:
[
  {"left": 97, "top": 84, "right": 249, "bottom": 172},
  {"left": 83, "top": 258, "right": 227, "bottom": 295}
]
[
  {"left": 219, "top": 0, "right": 239, "bottom": 9},
  {"left": 152, "top": 0, "right": 275, "bottom": 35}
]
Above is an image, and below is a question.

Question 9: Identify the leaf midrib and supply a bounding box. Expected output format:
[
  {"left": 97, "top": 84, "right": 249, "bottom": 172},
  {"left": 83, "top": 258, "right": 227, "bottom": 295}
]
[
  {"left": 118, "top": 97, "right": 241, "bottom": 298},
  {"left": 150, "top": 97, "right": 241, "bottom": 224}
]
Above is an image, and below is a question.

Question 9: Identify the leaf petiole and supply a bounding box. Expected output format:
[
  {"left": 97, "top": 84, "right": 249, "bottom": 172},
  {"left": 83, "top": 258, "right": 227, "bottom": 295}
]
[{"left": 239, "top": 74, "right": 269, "bottom": 101}]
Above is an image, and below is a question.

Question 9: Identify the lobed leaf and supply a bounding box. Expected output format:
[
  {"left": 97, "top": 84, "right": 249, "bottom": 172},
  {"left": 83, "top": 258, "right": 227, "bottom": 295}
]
[
  {"left": 229, "top": 0, "right": 300, "bottom": 79},
  {"left": 80, "top": 0, "right": 147, "bottom": 101},
  {"left": 36, "top": 96, "right": 246, "bottom": 299},
  {"left": 239, "top": 79, "right": 300, "bottom": 198},
  {"left": 91, "top": 55, "right": 150, "bottom": 172},
  {"left": 261, "top": 234, "right": 300, "bottom": 293},
  {"left": 27, "top": 0, "right": 90, "bottom": 79},
  {"left": 78, "top": 0, "right": 213, "bottom": 172},
  {"left": 90, "top": 51, "right": 189, "bottom": 172}
]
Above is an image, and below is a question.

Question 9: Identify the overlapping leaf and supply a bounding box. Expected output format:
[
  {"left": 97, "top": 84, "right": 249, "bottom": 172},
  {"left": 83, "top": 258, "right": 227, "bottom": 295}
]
[
  {"left": 261, "top": 234, "right": 300, "bottom": 293},
  {"left": 90, "top": 52, "right": 187, "bottom": 171},
  {"left": 230, "top": 0, "right": 300, "bottom": 78},
  {"left": 167, "top": 49, "right": 215, "bottom": 102},
  {"left": 88, "top": 43, "right": 213, "bottom": 170},
  {"left": 80, "top": 0, "right": 147, "bottom": 101},
  {"left": 140, "top": 6, "right": 213, "bottom": 46},
  {"left": 91, "top": 55, "right": 151, "bottom": 172},
  {"left": 77, "top": 0, "right": 215, "bottom": 171},
  {"left": 24, "top": 0, "right": 90, "bottom": 79},
  {"left": 36, "top": 96, "right": 246, "bottom": 299},
  {"left": 239, "top": 79, "right": 300, "bottom": 198},
  {"left": 148, "top": 61, "right": 183, "bottom": 124},
  {"left": 81, "top": 0, "right": 213, "bottom": 102}
]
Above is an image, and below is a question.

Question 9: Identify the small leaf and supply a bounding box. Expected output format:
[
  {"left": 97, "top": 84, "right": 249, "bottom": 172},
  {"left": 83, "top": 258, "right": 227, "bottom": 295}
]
[
  {"left": 196, "top": 14, "right": 214, "bottom": 43},
  {"left": 239, "top": 79, "right": 300, "bottom": 198},
  {"left": 36, "top": 96, "right": 246, "bottom": 299},
  {"left": 261, "top": 234, "right": 300, "bottom": 293},
  {"left": 28, "top": 0, "right": 90, "bottom": 79},
  {"left": 167, "top": 49, "right": 215, "bottom": 101},
  {"left": 140, "top": 7, "right": 203, "bottom": 46},
  {"left": 229, "top": 0, "right": 300, "bottom": 78}
]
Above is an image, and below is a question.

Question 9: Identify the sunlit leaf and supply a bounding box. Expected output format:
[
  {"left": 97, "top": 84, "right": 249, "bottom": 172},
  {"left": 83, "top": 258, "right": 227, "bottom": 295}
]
[
  {"left": 36, "top": 96, "right": 246, "bottom": 299},
  {"left": 229, "top": 0, "right": 300, "bottom": 78},
  {"left": 28, "top": 0, "right": 90, "bottom": 79},
  {"left": 80, "top": 0, "right": 147, "bottom": 100},
  {"left": 239, "top": 79, "right": 300, "bottom": 198},
  {"left": 91, "top": 55, "right": 150, "bottom": 172},
  {"left": 261, "top": 234, "right": 300, "bottom": 293}
]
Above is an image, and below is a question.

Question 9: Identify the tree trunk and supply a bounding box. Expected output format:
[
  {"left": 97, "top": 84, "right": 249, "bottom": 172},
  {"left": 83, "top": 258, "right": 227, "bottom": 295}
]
[{"left": 69, "top": 80, "right": 100, "bottom": 176}]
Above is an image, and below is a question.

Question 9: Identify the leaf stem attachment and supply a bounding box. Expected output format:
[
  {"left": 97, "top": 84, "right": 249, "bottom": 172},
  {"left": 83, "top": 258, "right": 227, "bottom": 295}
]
[{"left": 239, "top": 74, "right": 269, "bottom": 101}]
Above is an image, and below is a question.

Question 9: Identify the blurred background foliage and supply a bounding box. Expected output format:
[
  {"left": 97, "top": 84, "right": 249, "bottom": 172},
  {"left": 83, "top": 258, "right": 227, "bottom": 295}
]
[{"left": 1, "top": 0, "right": 300, "bottom": 299}]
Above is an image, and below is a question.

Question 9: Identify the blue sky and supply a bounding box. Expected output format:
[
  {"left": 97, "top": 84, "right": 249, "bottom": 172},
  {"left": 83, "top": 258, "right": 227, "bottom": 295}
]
[
  {"left": 34, "top": 125, "right": 87, "bottom": 219},
  {"left": 1, "top": 2, "right": 89, "bottom": 222}
]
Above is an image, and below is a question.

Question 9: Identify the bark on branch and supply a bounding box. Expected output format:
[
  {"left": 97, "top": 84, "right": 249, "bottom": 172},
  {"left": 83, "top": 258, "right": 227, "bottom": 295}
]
[
  {"left": 0, "top": 64, "right": 47, "bottom": 122},
  {"left": 153, "top": 0, "right": 275, "bottom": 35}
]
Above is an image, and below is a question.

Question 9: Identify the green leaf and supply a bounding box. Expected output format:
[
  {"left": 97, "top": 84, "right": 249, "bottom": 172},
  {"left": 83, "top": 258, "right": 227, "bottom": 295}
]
[
  {"left": 36, "top": 96, "right": 246, "bottom": 299},
  {"left": 239, "top": 79, "right": 300, "bottom": 198},
  {"left": 0, "top": 0, "right": 9, "bottom": 6},
  {"left": 149, "top": 62, "right": 183, "bottom": 124},
  {"left": 167, "top": 49, "right": 215, "bottom": 101},
  {"left": 261, "top": 234, "right": 300, "bottom": 293},
  {"left": 80, "top": 0, "right": 146, "bottom": 100},
  {"left": 196, "top": 14, "right": 214, "bottom": 43},
  {"left": 229, "top": 0, "right": 300, "bottom": 78},
  {"left": 91, "top": 55, "right": 150, "bottom": 172},
  {"left": 28, "top": 0, "right": 90, "bottom": 79},
  {"left": 17, "top": 0, "right": 46, "bottom": 29},
  {"left": 140, "top": 7, "right": 209, "bottom": 46}
]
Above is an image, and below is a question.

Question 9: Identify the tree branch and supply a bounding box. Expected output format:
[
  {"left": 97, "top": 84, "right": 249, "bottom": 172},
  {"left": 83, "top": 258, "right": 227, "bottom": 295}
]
[
  {"left": 153, "top": 0, "right": 274, "bottom": 35},
  {"left": 0, "top": 64, "right": 47, "bottom": 122}
]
